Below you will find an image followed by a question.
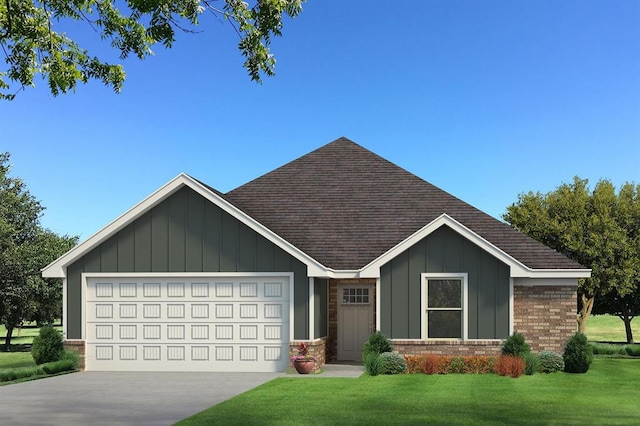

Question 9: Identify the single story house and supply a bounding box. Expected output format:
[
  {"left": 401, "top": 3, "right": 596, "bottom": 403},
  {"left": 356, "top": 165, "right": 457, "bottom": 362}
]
[{"left": 43, "top": 137, "right": 590, "bottom": 372}]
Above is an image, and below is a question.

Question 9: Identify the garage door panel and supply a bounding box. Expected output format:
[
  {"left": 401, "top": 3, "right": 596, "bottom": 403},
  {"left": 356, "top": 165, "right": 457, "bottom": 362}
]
[{"left": 85, "top": 276, "right": 290, "bottom": 372}]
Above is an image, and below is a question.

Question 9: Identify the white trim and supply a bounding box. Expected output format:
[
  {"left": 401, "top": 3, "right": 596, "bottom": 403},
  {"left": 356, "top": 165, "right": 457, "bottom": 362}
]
[
  {"left": 360, "top": 214, "right": 591, "bottom": 279},
  {"left": 42, "top": 174, "right": 326, "bottom": 278},
  {"left": 79, "top": 272, "right": 295, "bottom": 340},
  {"left": 375, "top": 277, "right": 381, "bottom": 331},
  {"left": 62, "top": 278, "right": 68, "bottom": 339},
  {"left": 421, "top": 273, "right": 468, "bottom": 340},
  {"left": 308, "top": 277, "right": 315, "bottom": 340},
  {"left": 509, "top": 278, "right": 514, "bottom": 336}
]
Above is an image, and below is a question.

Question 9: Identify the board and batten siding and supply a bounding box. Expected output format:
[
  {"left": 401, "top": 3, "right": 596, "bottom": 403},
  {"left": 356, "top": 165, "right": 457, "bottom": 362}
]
[
  {"left": 314, "top": 278, "right": 328, "bottom": 338},
  {"left": 65, "top": 186, "right": 309, "bottom": 340},
  {"left": 380, "top": 225, "right": 510, "bottom": 340}
]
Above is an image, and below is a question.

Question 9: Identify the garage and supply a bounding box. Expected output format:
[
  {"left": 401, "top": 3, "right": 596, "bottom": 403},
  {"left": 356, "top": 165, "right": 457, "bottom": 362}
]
[{"left": 84, "top": 275, "right": 291, "bottom": 372}]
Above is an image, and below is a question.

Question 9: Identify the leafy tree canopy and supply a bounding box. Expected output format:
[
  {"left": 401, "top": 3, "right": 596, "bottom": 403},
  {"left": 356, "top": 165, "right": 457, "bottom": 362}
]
[
  {"left": 0, "top": 0, "right": 304, "bottom": 100},
  {"left": 0, "top": 152, "right": 78, "bottom": 349},
  {"left": 503, "top": 177, "right": 640, "bottom": 339}
]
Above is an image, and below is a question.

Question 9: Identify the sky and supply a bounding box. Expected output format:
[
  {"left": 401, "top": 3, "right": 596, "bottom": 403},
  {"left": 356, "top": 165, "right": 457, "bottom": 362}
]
[{"left": 2, "top": 0, "right": 639, "bottom": 242}]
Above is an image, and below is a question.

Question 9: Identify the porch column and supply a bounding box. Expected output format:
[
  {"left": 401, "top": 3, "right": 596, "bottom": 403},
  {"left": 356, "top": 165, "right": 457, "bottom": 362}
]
[{"left": 308, "top": 277, "right": 315, "bottom": 340}]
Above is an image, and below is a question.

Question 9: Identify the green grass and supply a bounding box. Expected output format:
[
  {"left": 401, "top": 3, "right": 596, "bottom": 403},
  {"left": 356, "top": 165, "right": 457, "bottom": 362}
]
[
  {"left": 0, "top": 352, "right": 35, "bottom": 370},
  {"left": 585, "top": 314, "right": 639, "bottom": 343},
  {"left": 177, "top": 358, "right": 640, "bottom": 425}
]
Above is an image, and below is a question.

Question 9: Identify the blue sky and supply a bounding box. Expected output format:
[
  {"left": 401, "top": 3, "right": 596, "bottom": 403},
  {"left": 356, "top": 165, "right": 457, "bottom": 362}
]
[{"left": 2, "top": 0, "right": 639, "bottom": 242}]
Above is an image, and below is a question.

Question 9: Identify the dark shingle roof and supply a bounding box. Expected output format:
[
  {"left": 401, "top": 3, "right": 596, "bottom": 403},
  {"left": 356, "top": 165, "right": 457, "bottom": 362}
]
[{"left": 225, "top": 137, "right": 584, "bottom": 270}]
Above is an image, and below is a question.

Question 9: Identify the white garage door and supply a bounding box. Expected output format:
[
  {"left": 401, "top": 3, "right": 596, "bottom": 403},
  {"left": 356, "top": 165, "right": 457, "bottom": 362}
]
[{"left": 84, "top": 275, "right": 291, "bottom": 372}]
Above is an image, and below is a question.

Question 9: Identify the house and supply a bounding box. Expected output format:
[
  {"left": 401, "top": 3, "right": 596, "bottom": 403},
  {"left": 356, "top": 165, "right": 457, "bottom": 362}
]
[{"left": 42, "top": 137, "right": 590, "bottom": 372}]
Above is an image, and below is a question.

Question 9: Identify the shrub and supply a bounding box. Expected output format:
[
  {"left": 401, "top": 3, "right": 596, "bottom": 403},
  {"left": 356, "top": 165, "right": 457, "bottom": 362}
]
[
  {"left": 379, "top": 352, "right": 407, "bottom": 375},
  {"left": 501, "top": 332, "right": 530, "bottom": 358},
  {"left": 524, "top": 353, "right": 539, "bottom": 375},
  {"left": 42, "top": 359, "right": 76, "bottom": 375},
  {"left": 563, "top": 333, "right": 593, "bottom": 373},
  {"left": 589, "top": 342, "right": 625, "bottom": 356},
  {"left": 362, "top": 331, "right": 392, "bottom": 360},
  {"left": 0, "top": 366, "right": 45, "bottom": 382},
  {"left": 61, "top": 350, "right": 80, "bottom": 368},
  {"left": 625, "top": 345, "right": 640, "bottom": 357},
  {"left": 494, "top": 355, "right": 525, "bottom": 378},
  {"left": 404, "top": 356, "right": 423, "bottom": 374},
  {"left": 448, "top": 356, "right": 465, "bottom": 374},
  {"left": 364, "top": 353, "right": 383, "bottom": 376},
  {"left": 31, "top": 325, "right": 64, "bottom": 365},
  {"left": 463, "top": 356, "right": 495, "bottom": 374},
  {"left": 421, "top": 354, "right": 441, "bottom": 375},
  {"left": 537, "top": 351, "right": 564, "bottom": 373}
]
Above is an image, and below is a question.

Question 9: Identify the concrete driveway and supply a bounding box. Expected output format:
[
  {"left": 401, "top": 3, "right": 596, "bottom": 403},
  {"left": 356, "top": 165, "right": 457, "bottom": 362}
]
[{"left": 1, "top": 371, "right": 281, "bottom": 425}]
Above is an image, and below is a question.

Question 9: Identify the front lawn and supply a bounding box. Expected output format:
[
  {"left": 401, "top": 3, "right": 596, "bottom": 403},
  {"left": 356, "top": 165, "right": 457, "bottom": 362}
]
[{"left": 178, "top": 358, "right": 640, "bottom": 425}]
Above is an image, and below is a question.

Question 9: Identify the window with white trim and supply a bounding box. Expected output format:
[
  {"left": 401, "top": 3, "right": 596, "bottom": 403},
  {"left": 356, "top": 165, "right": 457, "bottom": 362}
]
[
  {"left": 342, "top": 287, "right": 370, "bottom": 305},
  {"left": 423, "top": 274, "right": 467, "bottom": 339}
]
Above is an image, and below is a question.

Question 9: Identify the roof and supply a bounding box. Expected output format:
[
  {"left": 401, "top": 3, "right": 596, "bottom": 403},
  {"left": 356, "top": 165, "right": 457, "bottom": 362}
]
[{"left": 226, "top": 137, "right": 584, "bottom": 271}]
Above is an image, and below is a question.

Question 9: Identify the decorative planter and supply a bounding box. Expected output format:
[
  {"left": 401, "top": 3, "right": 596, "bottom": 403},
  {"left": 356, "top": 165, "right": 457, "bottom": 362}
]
[{"left": 293, "top": 360, "right": 315, "bottom": 374}]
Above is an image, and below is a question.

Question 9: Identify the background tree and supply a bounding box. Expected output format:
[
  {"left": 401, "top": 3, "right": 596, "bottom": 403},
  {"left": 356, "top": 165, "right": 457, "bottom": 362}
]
[
  {"left": 0, "top": 0, "right": 304, "bottom": 100},
  {"left": 503, "top": 177, "right": 640, "bottom": 339},
  {"left": 0, "top": 153, "right": 78, "bottom": 349}
]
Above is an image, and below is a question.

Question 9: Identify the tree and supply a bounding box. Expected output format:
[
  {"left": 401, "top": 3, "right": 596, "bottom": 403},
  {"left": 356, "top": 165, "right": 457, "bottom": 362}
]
[
  {"left": 0, "top": 0, "right": 304, "bottom": 100},
  {"left": 0, "top": 153, "right": 78, "bottom": 349},
  {"left": 503, "top": 177, "right": 640, "bottom": 339}
]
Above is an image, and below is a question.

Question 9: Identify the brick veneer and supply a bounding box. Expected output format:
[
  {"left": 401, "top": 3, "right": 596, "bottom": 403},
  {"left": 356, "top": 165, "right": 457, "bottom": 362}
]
[
  {"left": 392, "top": 339, "right": 502, "bottom": 356},
  {"left": 289, "top": 338, "right": 327, "bottom": 372},
  {"left": 513, "top": 285, "right": 577, "bottom": 353},
  {"left": 63, "top": 340, "right": 86, "bottom": 370}
]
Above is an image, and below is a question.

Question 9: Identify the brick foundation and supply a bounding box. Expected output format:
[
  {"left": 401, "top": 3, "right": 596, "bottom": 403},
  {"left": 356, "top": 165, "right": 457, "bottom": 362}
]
[
  {"left": 391, "top": 339, "right": 502, "bottom": 356},
  {"left": 63, "top": 340, "right": 86, "bottom": 370},
  {"left": 513, "top": 285, "right": 577, "bottom": 353},
  {"left": 289, "top": 338, "right": 327, "bottom": 372}
]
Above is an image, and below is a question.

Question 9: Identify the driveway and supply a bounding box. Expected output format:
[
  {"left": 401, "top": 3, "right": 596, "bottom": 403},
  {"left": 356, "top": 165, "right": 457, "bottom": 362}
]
[{"left": 1, "top": 371, "right": 281, "bottom": 425}]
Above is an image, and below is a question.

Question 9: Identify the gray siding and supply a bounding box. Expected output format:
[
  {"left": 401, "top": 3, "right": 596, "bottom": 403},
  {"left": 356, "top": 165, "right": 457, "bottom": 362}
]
[
  {"left": 314, "top": 278, "right": 328, "bottom": 338},
  {"left": 66, "top": 186, "right": 310, "bottom": 340},
  {"left": 380, "top": 225, "right": 510, "bottom": 340}
]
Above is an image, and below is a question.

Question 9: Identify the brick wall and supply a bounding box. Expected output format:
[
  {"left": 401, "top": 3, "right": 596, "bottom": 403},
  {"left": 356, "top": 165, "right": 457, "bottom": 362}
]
[
  {"left": 391, "top": 339, "right": 502, "bottom": 356},
  {"left": 513, "top": 285, "right": 577, "bottom": 353},
  {"left": 63, "top": 340, "right": 86, "bottom": 370},
  {"left": 289, "top": 338, "right": 327, "bottom": 372}
]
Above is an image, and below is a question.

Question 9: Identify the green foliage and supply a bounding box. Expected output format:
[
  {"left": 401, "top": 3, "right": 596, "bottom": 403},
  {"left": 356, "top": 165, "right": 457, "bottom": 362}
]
[
  {"left": 61, "top": 350, "right": 80, "bottom": 368},
  {"left": 378, "top": 352, "right": 407, "bottom": 375},
  {"left": 362, "top": 331, "right": 392, "bottom": 359},
  {"left": 563, "top": 333, "right": 594, "bottom": 373},
  {"left": 0, "top": 153, "right": 78, "bottom": 349},
  {"left": 31, "top": 325, "right": 63, "bottom": 365},
  {"left": 523, "top": 353, "right": 539, "bottom": 375},
  {"left": 363, "top": 353, "right": 382, "bottom": 376},
  {"left": 504, "top": 178, "right": 640, "bottom": 342},
  {"left": 537, "top": 351, "right": 564, "bottom": 373},
  {"left": 448, "top": 356, "right": 465, "bottom": 374},
  {"left": 501, "top": 332, "right": 530, "bottom": 358},
  {"left": 625, "top": 345, "right": 640, "bottom": 357},
  {"left": 41, "top": 358, "right": 76, "bottom": 374},
  {"left": 0, "top": 0, "right": 304, "bottom": 99},
  {"left": 0, "top": 365, "right": 44, "bottom": 382}
]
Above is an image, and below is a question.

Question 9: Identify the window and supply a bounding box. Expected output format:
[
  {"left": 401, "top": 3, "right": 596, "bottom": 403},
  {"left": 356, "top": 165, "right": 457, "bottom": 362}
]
[
  {"left": 342, "top": 287, "right": 370, "bottom": 305},
  {"left": 422, "top": 274, "right": 467, "bottom": 339}
]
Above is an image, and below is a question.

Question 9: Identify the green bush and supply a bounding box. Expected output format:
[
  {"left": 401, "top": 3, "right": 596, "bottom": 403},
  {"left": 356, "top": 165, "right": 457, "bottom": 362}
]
[
  {"left": 537, "top": 351, "right": 564, "bottom": 373},
  {"left": 501, "top": 332, "right": 530, "bottom": 358},
  {"left": 625, "top": 345, "right": 640, "bottom": 357},
  {"left": 589, "top": 342, "right": 626, "bottom": 356},
  {"left": 42, "top": 359, "right": 76, "bottom": 374},
  {"left": 362, "top": 331, "right": 392, "bottom": 359},
  {"left": 364, "top": 353, "right": 383, "bottom": 376},
  {"left": 61, "top": 350, "right": 80, "bottom": 368},
  {"left": 31, "top": 325, "right": 64, "bottom": 365},
  {"left": 379, "top": 352, "right": 407, "bottom": 375},
  {"left": 449, "top": 356, "right": 465, "bottom": 374},
  {"left": 0, "top": 366, "right": 45, "bottom": 382},
  {"left": 524, "top": 353, "right": 539, "bottom": 375},
  {"left": 563, "top": 333, "right": 593, "bottom": 373}
]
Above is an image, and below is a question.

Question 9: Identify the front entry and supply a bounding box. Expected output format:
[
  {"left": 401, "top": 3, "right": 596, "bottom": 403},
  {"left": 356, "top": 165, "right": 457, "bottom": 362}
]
[{"left": 337, "top": 284, "right": 374, "bottom": 361}]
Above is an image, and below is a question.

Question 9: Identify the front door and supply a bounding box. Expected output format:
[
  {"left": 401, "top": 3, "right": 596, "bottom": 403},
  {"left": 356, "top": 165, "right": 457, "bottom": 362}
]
[{"left": 337, "top": 285, "right": 374, "bottom": 361}]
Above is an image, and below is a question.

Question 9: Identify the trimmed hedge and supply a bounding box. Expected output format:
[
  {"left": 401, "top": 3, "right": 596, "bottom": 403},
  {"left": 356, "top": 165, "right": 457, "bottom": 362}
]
[
  {"left": 404, "top": 355, "right": 495, "bottom": 375},
  {"left": 379, "top": 352, "right": 407, "bottom": 375},
  {"left": 537, "top": 351, "right": 564, "bottom": 373},
  {"left": 564, "top": 333, "right": 593, "bottom": 373},
  {"left": 494, "top": 355, "right": 525, "bottom": 378},
  {"left": 1, "top": 350, "right": 79, "bottom": 383}
]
